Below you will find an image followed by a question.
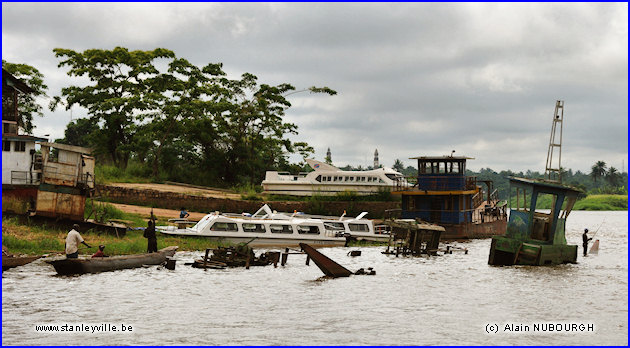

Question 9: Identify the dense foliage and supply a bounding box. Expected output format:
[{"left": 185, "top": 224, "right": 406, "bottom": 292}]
[
  {"left": 51, "top": 47, "right": 336, "bottom": 186},
  {"left": 2, "top": 60, "right": 48, "bottom": 133}
]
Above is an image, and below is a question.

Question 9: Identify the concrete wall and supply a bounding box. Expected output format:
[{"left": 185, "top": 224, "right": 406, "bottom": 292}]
[{"left": 97, "top": 184, "right": 401, "bottom": 219}]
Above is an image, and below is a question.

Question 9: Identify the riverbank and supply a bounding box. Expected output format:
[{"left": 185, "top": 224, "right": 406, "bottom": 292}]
[
  {"left": 1, "top": 216, "right": 222, "bottom": 256},
  {"left": 573, "top": 194, "right": 627, "bottom": 210},
  {"left": 1, "top": 215, "right": 382, "bottom": 256}
]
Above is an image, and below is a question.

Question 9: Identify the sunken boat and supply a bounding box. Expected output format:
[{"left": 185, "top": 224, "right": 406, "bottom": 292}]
[
  {"left": 488, "top": 177, "right": 581, "bottom": 266},
  {"left": 2, "top": 256, "right": 41, "bottom": 272},
  {"left": 46, "top": 246, "right": 178, "bottom": 275},
  {"left": 391, "top": 155, "right": 507, "bottom": 239}
]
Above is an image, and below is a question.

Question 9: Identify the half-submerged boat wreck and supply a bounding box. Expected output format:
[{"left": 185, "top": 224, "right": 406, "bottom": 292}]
[
  {"left": 392, "top": 155, "right": 507, "bottom": 239},
  {"left": 488, "top": 177, "right": 581, "bottom": 266},
  {"left": 46, "top": 246, "right": 178, "bottom": 275}
]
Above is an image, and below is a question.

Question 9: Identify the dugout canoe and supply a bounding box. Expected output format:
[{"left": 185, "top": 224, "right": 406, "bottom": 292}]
[
  {"left": 45, "top": 246, "right": 178, "bottom": 275},
  {"left": 2, "top": 256, "right": 41, "bottom": 272}
]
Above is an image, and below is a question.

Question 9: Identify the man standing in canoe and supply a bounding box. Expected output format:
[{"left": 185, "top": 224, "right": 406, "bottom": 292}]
[{"left": 65, "top": 224, "right": 92, "bottom": 258}]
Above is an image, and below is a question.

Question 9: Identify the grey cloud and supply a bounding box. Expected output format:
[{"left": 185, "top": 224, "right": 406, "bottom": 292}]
[{"left": 2, "top": 2, "right": 627, "bottom": 173}]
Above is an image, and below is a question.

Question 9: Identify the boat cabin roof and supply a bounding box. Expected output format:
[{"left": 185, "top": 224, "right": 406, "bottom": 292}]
[
  {"left": 509, "top": 177, "right": 582, "bottom": 195},
  {"left": 409, "top": 155, "right": 474, "bottom": 161}
]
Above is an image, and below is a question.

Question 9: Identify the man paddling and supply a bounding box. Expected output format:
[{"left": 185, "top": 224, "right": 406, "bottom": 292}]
[
  {"left": 65, "top": 224, "right": 92, "bottom": 258},
  {"left": 582, "top": 228, "right": 592, "bottom": 256}
]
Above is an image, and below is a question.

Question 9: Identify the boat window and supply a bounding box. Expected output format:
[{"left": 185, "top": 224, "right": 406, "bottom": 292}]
[
  {"left": 360, "top": 177, "right": 366, "bottom": 182},
  {"left": 349, "top": 177, "right": 354, "bottom": 181},
  {"left": 242, "top": 223, "right": 266, "bottom": 233},
  {"left": 210, "top": 222, "right": 238, "bottom": 232},
  {"left": 385, "top": 173, "right": 397, "bottom": 181},
  {"left": 420, "top": 162, "right": 427, "bottom": 174},
  {"left": 345, "top": 176, "right": 349, "bottom": 181},
  {"left": 2, "top": 141, "right": 11, "bottom": 152},
  {"left": 324, "top": 222, "right": 345, "bottom": 231},
  {"left": 315, "top": 175, "right": 321, "bottom": 182},
  {"left": 379, "top": 178, "right": 385, "bottom": 183},
  {"left": 349, "top": 223, "right": 369, "bottom": 232},
  {"left": 297, "top": 225, "right": 320, "bottom": 234},
  {"left": 269, "top": 224, "right": 293, "bottom": 234}
]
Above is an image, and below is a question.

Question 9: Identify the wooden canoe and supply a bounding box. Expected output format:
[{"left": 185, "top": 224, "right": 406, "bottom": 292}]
[
  {"left": 45, "top": 246, "right": 178, "bottom": 275},
  {"left": 2, "top": 256, "right": 41, "bottom": 272}
]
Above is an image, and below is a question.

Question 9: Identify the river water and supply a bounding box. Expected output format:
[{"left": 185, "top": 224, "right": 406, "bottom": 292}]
[{"left": 2, "top": 211, "right": 627, "bottom": 345}]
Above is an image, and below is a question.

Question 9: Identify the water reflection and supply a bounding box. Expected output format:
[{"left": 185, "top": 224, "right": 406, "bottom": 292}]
[{"left": 2, "top": 211, "right": 627, "bottom": 345}]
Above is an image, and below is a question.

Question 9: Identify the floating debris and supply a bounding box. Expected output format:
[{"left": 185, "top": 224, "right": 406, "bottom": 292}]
[
  {"left": 299, "top": 243, "right": 374, "bottom": 278},
  {"left": 382, "top": 219, "right": 445, "bottom": 257}
]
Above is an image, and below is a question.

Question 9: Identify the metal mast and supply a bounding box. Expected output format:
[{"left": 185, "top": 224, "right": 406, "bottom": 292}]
[{"left": 545, "top": 100, "right": 564, "bottom": 183}]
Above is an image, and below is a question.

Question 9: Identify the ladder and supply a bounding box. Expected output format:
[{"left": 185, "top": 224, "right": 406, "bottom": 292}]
[{"left": 545, "top": 100, "right": 564, "bottom": 183}]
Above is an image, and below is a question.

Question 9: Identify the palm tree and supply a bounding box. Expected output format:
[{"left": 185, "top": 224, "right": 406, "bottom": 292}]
[
  {"left": 590, "top": 161, "right": 607, "bottom": 182},
  {"left": 606, "top": 166, "right": 621, "bottom": 187},
  {"left": 393, "top": 159, "right": 404, "bottom": 172}
]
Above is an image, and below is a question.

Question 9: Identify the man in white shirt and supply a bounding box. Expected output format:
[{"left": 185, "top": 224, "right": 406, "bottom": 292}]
[{"left": 65, "top": 224, "right": 92, "bottom": 258}]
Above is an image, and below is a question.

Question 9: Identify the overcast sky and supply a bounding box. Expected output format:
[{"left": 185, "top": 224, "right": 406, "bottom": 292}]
[{"left": 2, "top": 2, "right": 627, "bottom": 173}]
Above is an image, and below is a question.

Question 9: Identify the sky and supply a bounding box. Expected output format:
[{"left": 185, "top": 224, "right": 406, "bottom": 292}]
[{"left": 2, "top": 2, "right": 628, "bottom": 173}]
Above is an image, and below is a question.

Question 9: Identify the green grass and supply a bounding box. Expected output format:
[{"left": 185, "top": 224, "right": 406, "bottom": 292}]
[
  {"left": 573, "top": 194, "right": 627, "bottom": 211},
  {"left": 509, "top": 194, "right": 627, "bottom": 211},
  {"left": 2, "top": 216, "right": 222, "bottom": 256},
  {"left": 95, "top": 163, "right": 155, "bottom": 185}
]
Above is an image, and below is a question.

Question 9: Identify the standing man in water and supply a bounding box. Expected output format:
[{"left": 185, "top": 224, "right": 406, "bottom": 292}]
[
  {"left": 582, "top": 228, "right": 592, "bottom": 256},
  {"left": 144, "top": 219, "right": 158, "bottom": 253},
  {"left": 65, "top": 224, "right": 92, "bottom": 258}
]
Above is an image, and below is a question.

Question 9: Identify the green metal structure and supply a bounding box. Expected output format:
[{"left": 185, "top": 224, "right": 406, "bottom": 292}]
[{"left": 488, "top": 177, "right": 581, "bottom": 266}]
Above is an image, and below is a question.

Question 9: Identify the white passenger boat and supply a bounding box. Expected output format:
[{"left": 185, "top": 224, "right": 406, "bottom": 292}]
[
  {"left": 262, "top": 159, "right": 408, "bottom": 196},
  {"left": 157, "top": 205, "right": 390, "bottom": 247}
]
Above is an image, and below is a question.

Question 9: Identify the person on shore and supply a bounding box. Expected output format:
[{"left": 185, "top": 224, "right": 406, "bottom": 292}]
[
  {"left": 65, "top": 224, "right": 91, "bottom": 259},
  {"left": 180, "top": 208, "right": 190, "bottom": 219},
  {"left": 91, "top": 245, "right": 108, "bottom": 258},
  {"left": 144, "top": 220, "right": 157, "bottom": 253},
  {"left": 582, "top": 228, "right": 592, "bottom": 256}
]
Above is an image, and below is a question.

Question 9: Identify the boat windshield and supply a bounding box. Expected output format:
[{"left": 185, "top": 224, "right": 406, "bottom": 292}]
[
  {"left": 324, "top": 222, "right": 345, "bottom": 231},
  {"left": 192, "top": 215, "right": 214, "bottom": 231}
]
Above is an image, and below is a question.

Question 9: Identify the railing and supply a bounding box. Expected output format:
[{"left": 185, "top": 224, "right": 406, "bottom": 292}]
[
  {"left": 393, "top": 176, "right": 477, "bottom": 192},
  {"left": 42, "top": 165, "right": 95, "bottom": 187},
  {"left": 402, "top": 207, "right": 506, "bottom": 224},
  {"left": 10, "top": 171, "right": 40, "bottom": 185}
]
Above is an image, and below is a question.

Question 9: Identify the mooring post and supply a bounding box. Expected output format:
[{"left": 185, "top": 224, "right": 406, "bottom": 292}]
[
  {"left": 281, "top": 252, "right": 288, "bottom": 266},
  {"left": 202, "top": 248, "right": 210, "bottom": 270},
  {"left": 246, "top": 253, "right": 251, "bottom": 269}
]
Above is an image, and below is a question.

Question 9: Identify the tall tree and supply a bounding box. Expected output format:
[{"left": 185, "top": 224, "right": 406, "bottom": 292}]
[
  {"left": 590, "top": 161, "right": 607, "bottom": 182},
  {"left": 393, "top": 159, "right": 404, "bottom": 172},
  {"left": 606, "top": 166, "right": 621, "bottom": 187},
  {"left": 2, "top": 60, "right": 48, "bottom": 133},
  {"left": 51, "top": 47, "right": 176, "bottom": 168}
]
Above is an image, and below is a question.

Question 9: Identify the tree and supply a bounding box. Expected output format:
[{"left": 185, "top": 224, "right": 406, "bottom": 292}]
[
  {"left": 51, "top": 47, "right": 176, "bottom": 168},
  {"left": 56, "top": 118, "right": 99, "bottom": 148},
  {"left": 393, "top": 159, "right": 404, "bottom": 172},
  {"left": 590, "top": 161, "right": 607, "bottom": 182},
  {"left": 2, "top": 60, "right": 48, "bottom": 133},
  {"left": 205, "top": 73, "right": 336, "bottom": 184},
  {"left": 606, "top": 166, "right": 621, "bottom": 187}
]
